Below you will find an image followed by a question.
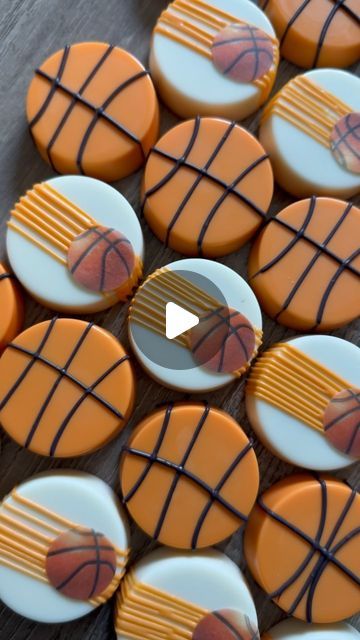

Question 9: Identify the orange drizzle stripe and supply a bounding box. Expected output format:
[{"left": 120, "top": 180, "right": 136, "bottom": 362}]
[
  {"left": 155, "top": 25, "right": 212, "bottom": 58},
  {"left": 13, "top": 203, "right": 73, "bottom": 246},
  {"left": 176, "top": 0, "right": 226, "bottom": 28},
  {"left": 10, "top": 209, "right": 70, "bottom": 252},
  {"left": 7, "top": 221, "right": 67, "bottom": 265},
  {"left": 159, "top": 13, "right": 214, "bottom": 47}
]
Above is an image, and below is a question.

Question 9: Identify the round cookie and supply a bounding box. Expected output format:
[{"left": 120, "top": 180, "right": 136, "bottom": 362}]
[
  {"left": 115, "top": 547, "right": 258, "bottom": 639},
  {"left": 142, "top": 117, "right": 273, "bottom": 257},
  {"left": 0, "top": 263, "right": 23, "bottom": 353},
  {"left": 244, "top": 474, "right": 360, "bottom": 623},
  {"left": 120, "top": 403, "right": 259, "bottom": 549},
  {"left": 0, "top": 471, "right": 129, "bottom": 623},
  {"left": 129, "top": 258, "right": 263, "bottom": 392},
  {"left": 0, "top": 318, "right": 135, "bottom": 457},
  {"left": 246, "top": 335, "right": 360, "bottom": 470},
  {"left": 150, "top": 0, "right": 279, "bottom": 120},
  {"left": 260, "top": 0, "right": 360, "bottom": 69},
  {"left": 7, "top": 175, "right": 144, "bottom": 313},
  {"left": 259, "top": 69, "right": 360, "bottom": 198},
  {"left": 262, "top": 619, "right": 360, "bottom": 639},
  {"left": 248, "top": 196, "right": 360, "bottom": 331},
  {"left": 26, "top": 42, "right": 159, "bottom": 181}
]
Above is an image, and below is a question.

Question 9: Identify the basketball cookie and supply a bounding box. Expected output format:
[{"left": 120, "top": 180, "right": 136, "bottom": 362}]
[
  {"left": 0, "top": 263, "right": 23, "bottom": 353},
  {"left": 262, "top": 619, "right": 360, "bottom": 640},
  {"left": 115, "top": 547, "right": 258, "bottom": 639},
  {"left": 248, "top": 197, "right": 360, "bottom": 331},
  {"left": 0, "top": 318, "right": 135, "bottom": 457},
  {"left": 150, "top": 0, "right": 279, "bottom": 119},
  {"left": 260, "top": 0, "right": 360, "bottom": 69},
  {"left": 246, "top": 335, "right": 360, "bottom": 470},
  {"left": 0, "top": 471, "right": 130, "bottom": 623},
  {"left": 259, "top": 69, "right": 360, "bottom": 198},
  {"left": 128, "top": 258, "right": 263, "bottom": 392},
  {"left": 26, "top": 42, "right": 159, "bottom": 181},
  {"left": 244, "top": 474, "right": 360, "bottom": 623},
  {"left": 7, "top": 175, "right": 144, "bottom": 313},
  {"left": 142, "top": 117, "right": 273, "bottom": 257},
  {"left": 120, "top": 402, "right": 259, "bottom": 549}
]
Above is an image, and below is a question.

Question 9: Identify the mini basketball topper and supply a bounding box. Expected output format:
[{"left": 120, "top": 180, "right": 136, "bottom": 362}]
[
  {"left": 330, "top": 113, "right": 360, "bottom": 175},
  {"left": 193, "top": 609, "right": 260, "bottom": 639},
  {"left": 323, "top": 388, "right": 360, "bottom": 459}
]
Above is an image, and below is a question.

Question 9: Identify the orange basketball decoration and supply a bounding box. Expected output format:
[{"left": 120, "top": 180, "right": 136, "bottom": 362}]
[
  {"left": 323, "top": 388, "right": 360, "bottom": 458},
  {"left": 46, "top": 528, "right": 116, "bottom": 600},
  {"left": 188, "top": 307, "right": 256, "bottom": 374},
  {"left": 193, "top": 610, "right": 259, "bottom": 640},
  {"left": 68, "top": 226, "right": 136, "bottom": 293},
  {"left": 0, "top": 263, "right": 23, "bottom": 353},
  {"left": 120, "top": 403, "right": 259, "bottom": 549},
  {"left": 330, "top": 113, "right": 360, "bottom": 175},
  {"left": 26, "top": 42, "right": 159, "bottom": 181},
  {"left": 212, "top": 24, "right": 275, "bottom": 83}
]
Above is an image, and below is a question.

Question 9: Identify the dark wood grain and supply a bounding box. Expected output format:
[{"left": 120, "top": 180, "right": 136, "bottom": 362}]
[{"left": 0, "top": 0, "right": 359, "bottom": 638}]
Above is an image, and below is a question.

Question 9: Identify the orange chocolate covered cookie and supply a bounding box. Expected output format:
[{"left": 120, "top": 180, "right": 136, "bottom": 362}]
[
  {"left": 120, "top": 403, "right": 259, "bottom": 549},
  {"left": 0, "top": 263, "right": 23, "bottom": 353},
  {"left": 260, "top": 0, "right": 360, "bottom": 69},
  {"left": 26, "top": 42, "right": 159, "bottom": 181},
  {"left": 0, "top": 318, "right": 135, "bottom": 457},
  {"left": 142, "top": 117, "right": 273, "bottom": 257},
  {"left": 244, "top": 474, "right": 360, "bottom": 623},
  {"left": 248, "top": 196, "right": 360, "bottom": 331}
]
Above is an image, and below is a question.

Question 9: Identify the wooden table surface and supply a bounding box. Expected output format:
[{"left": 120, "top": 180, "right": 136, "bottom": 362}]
[{"left": 0, "top": 0, "right": 359, "bottom": 638}]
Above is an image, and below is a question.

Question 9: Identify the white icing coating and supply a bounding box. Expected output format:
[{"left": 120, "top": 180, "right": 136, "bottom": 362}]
[
  {"left": 7, "top": 175, "right": 144, "bottom": 313},
  {"left": 259, "top": 69, "right": 360, "bottom": 198},
  {"left": 117, "top": 547, "right": 257, "bottom": 640},
  {"left": 128, "top": 258, "right": 262, "bottom": 392},
  {"left": 150, "top": 0, "right": 276, "bottom": 119},
  {"left": 0, "top": 471, "right": 129, "bottom": 623},
  {"left": 246, "top": 335, "right": 360, "bottom": 471},
  {"left": 265, "top": 618, "right": 360, "bottom": 639}
]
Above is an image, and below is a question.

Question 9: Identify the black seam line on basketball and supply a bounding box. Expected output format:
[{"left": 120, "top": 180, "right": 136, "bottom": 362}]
[
  {"left": 262, "top": 0, "right": 271, "bottom": 10},
  {"left": 332, "top": 118, "right": 360, "bottom": 158},
  {"left": 328, "top": 0, "right": 360, "bottom": 22},
  {"left": 313, "top": 0, "right": 346, "bottom": 68},
  {"left": 212, "top": 35, "right": 271, "bottom": 48},
  {"left": 49, "top": 355, "right": 129, "bottom": 456},
  {"left": 55, "top": 559, "right": 116, "bottom": 592},
  {"left": 197, "top": 154, "right": 269, "bottom": 253},
  {"left": 279, "top": 0, "right": 312, "bottom": 48},
  {"left": 293, "top": 489, "right": 357, "bottom": 622},
  {"left": 252, "top": 199, "right": 360, "bottom": 278},
  {"left": 191, "top": 440, "right": 253, "bottom": 549},
  {"left": 71, "top": 228, "right": 130, "bottom": 276},
  {"left": 259, "top": 495, "right": 360, "bottom": 591},
  {"left": 153, "top": 405, "right": 210, "bottom": 541},
  {"left": 192, "top": 310, "right": 239, "bottom": 353},
  {"left": 251, "top": 24, "right": 259, "bottom": 81},
  {"left": 89, "top": 530, "right": 101, "bottom": 599},
  {"left": 223, "top": 46, "right": 273, "bottom": 76},
  {"left": 213, "top": 611, "right": 246, "bottom": 640},
  {"left": 5, "top": 342, "right": 127, "bottom": 424},
  {"left": 76, "top": 69, "right": 149, "bottom": 173},
  {"left": 99, "top": 237, "right": 131, "bottom": 291},
  {"left": 245, "top": 614, "right": 260, "bottom": 640},
  {"left": 46, "top": 45, "right": 114, "bottom": 172},
  {"left": 29, "top": 46, "right": 70, "bottom": 129},
  {"left": 47, "top": 545, "right": 114, "bottom": 557},
  {"left": 324, "top": 404, "right": 360, "bottom": 430},
  {"left": 268, "top": 477, "right": 328, "bottom": 602},
  {"left": 274, "top": 201, "right": 353, "bottom": 320},
  {"left": 122, "top": 403, "right": 174, "bottom": 504},
  {"left": 24, "top": 322, "right": 94, "bottom": 449},
  {"left": 346, "top": 423, "right": 360, "bottom": 454},
  {"left": 332, "top": 390, "right": 360, "bottom": 403},
  {"left": 148, "top": 147, "right": 268, "bottom": 223},
  {"left": 70, "top": 228, "right": 113, "bottom": 273},
  {"left": 165, "top": 121, "right": 236, "bottom": 246},
  {"left": 0, "top": 273, "right": 12, "bottom": 281},
  {"left": 314, "top": 245, "right": 360, "bottom": 327},
  {"left": 0, "top": 317, "right": 57, "bottom": 412},
  {"left": 34, "top": 69, "right": 148, "bottom": 164},
  {"left": 142, "top": 117, "right": 201, "bottom": 210},
  {"left": 122, "top": 447, "right": 249, "bottom": 523}
]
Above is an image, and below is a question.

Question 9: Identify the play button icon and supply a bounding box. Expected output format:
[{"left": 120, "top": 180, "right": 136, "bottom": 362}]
[{"left": 165, "top": 302, "right": 199, "bottom": 340}]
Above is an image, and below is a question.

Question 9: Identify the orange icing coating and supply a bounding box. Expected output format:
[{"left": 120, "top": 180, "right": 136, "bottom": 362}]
[
  {"left": 260, "top": 0, "right": 360, "bottom": 69},
  {"left": 248, "top": 197, "right": 360, "bottom": 331},
  {"left": 142, "top": 117, "right": 273, "bottom": 257},
  {"left": 0, "top": 490, "right": 128, "bottom": 607},
  {"left": 244, "top": 474, "right": 360, "bottom": 623},
  {"left": 120, "top": 403, "right": 259, "bottom": 549},
  {"left": 0, "top": 318, "right": 135, "bottom": 457},
  {"left": 26, "top": 42, "right": 159, "bottom": 181},
  {"left": 0, "top": 263, "right": 23, "bottom": 353}
]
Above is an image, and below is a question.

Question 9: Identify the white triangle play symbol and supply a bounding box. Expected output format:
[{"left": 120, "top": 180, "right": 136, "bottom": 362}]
[{"left": 166, "top": 302, "right": 199, "bottom": 340}]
